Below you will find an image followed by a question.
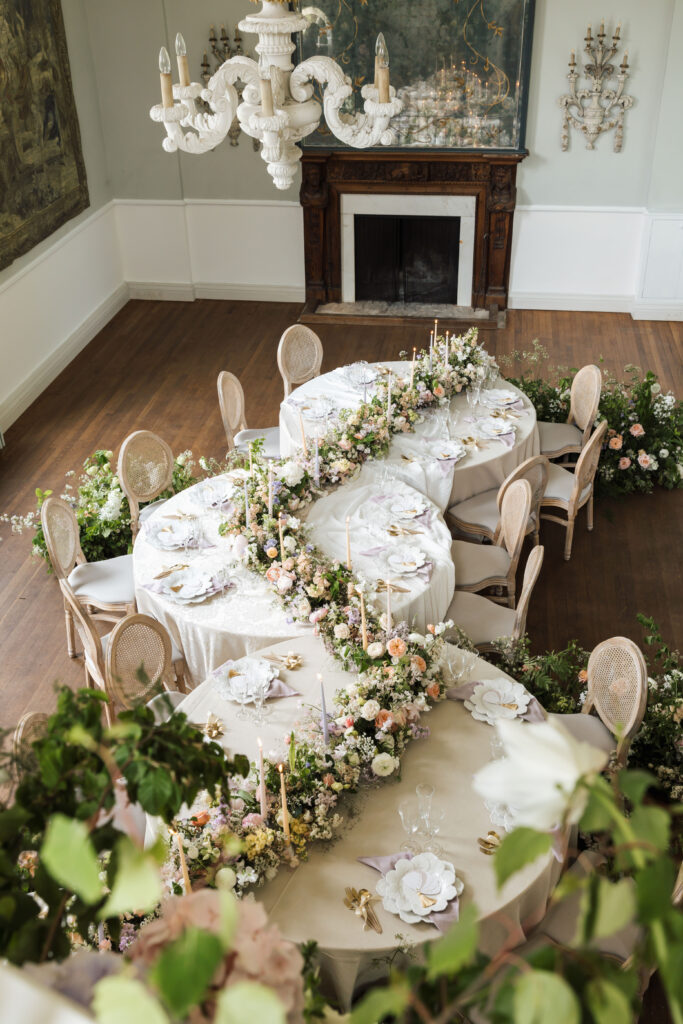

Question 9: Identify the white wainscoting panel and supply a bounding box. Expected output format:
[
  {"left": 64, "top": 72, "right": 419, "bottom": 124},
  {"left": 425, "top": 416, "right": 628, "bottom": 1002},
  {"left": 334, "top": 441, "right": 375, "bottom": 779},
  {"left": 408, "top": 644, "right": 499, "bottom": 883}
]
[
  {"left": 633, "top": 214, "right": 683, "bottom": 320},
  {"left": 0, "top": 203, "right": 126, "bottom": 432},
  {"left": 508, "top": 206, "right": 647, "bottom": 312}
]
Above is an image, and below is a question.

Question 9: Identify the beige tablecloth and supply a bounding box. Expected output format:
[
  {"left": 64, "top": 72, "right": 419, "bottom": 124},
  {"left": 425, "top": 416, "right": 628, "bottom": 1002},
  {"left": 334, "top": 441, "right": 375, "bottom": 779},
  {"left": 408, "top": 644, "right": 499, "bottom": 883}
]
[
  {"left": 175, "top": 634, "right": 561, "bottom": 1008},
  {"left": 279, "top": 363, "right": 539, "bottom": 511}
]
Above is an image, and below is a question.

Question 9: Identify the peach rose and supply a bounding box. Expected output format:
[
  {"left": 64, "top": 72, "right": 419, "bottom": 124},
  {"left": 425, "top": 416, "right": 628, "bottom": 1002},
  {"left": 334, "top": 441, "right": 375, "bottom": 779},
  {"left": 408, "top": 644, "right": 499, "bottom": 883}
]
[
  {"left": 426, "top": 682, "right": 440, "bottom": 700},
  {"left": 411, "top": 654, "right": 427, "bottom": 674},
  {"left": 578, "top": 669, "right": 588, "bottom": 684},
  {"left": 392, "top": 708, "right": 407, "bottom": 728},
  {"left": 629, "top": 423, "right": 645, "bottom": 437},
  {"left": 265, "top": 566, "right": 281, "bottom": 582},
  {"left": 375, "top": 709, "right": 394, "bottom": 730},
  {"left": 618, "top": 457, "right": 631, "bottom": 470},
  {"left": 382, "top": 665, "right": 395, "bottom": 678},
  {"left": 608, "top": 435, "right": 623, "bottom": 450},
  {"left": 322, "top": 773, "right": 335, "bottom": 787},
  {"left": 637, "top": 451, "right": 651, "bottom": 469},
  {"left": 427, "top": 624, "right": 436, "bottom": 634},
  {"left": 387, "top": 636, "right": 407, "bottom": 658},
  {"left": 266, "top": 547, "right": 278, "bottom": 559},
  {"left": 191, "top": 810, "right": 211, "bottom": 827},
  {"left": 433, "top": 384, "right": 445, "bottom": 398}
]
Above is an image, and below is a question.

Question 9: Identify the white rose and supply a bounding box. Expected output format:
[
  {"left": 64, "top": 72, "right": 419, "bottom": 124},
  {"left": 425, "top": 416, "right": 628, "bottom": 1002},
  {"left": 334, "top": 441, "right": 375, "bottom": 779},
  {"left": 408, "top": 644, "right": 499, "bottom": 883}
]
[
  {"left": 280, "top": 461, "right": 305, "bottom": 487},
  {"left": 408, "top": 632, "right": 425, "bottom": 647},
  {"left": 367, "top": 641, "right": 385, "bottom": 659},
  {"left": 296, "top": 597, "right": 311, "bottom": 617},
  {"left": 284, "top": 535, "right": 297, "bottom": 553},
  {"left": 372, "top": 752, "right": 399, "bottom": 777},
  {"left": 651, "top": 383, "right": 661, "bottom": 395},
  {"left": 334, "top": 623, "right": 350, "bottom": 639},
  {"left": 215, "top": 867, "right": 236, "bottom": 890},
  {"left": 111, "top": 475, "right": 119, "bottom": 488},
  {"left": 86, "top": 465, "right": 98, "bottom": 476},
  {"left": 473, "top": 718, "right": 609, "bottom": 831},
  {"left": 361, "top": 699, "right": 381, "bottom": 720},
  {"left": 277, "top": 575, "right": 293, "bottom": 593},
  {"left": 659, "top": 449, "right": 669, "bottom": 459},
  {"left": 176, "top": 453, "right": 187, "bottom": 466},
  {"left": 104, "top": 450, "right": 114, "bottom": 461},
  {"left": 186, "top": 844, "right": 199, "bottom": 860}
]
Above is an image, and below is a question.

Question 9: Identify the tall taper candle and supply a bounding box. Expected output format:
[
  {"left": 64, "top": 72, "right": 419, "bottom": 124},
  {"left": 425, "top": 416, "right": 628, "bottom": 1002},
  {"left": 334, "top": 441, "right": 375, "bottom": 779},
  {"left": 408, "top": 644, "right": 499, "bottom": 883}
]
[
  {"left": 360, "top": 592, "right": 368, "bottom": 650},
  {"left": 317, "top": 672, "right": 330, "bottom": 744},
  {"left": 429, "top": 330, "right": 434, "bottom": 372},
  {"left": 314, "top": 435, "right": 320, "bottom": 485},
  {"left": 386, "top": 581, "right": 393, "bottom": 631},
  {"left": 249, "top": 442, "right": 253, "bottom": 475},
  {"left": 298, "top": 411, "right": 308, "bottom": 456},
  {"left": 171, "top": 825, "right": 191, "bottom": 892},
  {"left": 243, "top": 478, "right": 250, "bottom": 528},
  {"left": 159, "top": 47, "right": 174, "bottom": 108},
  {"left": 260, "top": 76, "right": 274, "bottom": 117},
  {"left": 257, "top": 738, "right": 267, "bottom": 819},
  {"left": 345, "top": 515, "right": 352, "bottom": 570},
  {"left": 175, "top": 33, "right": 190, "bottom": 87},
  {"left": 278, "top": 764, "right": 290, "bottom": 841},
  {"left": 268, "top": 463, "right": 274, "bottom": 517},
  {"left": 278, "top": 513, "right": 285, "bottom": 562},
  {"left": 387, "top": 374, "right": 392, "bottom": 421},
  {"left": 410, "top": 347, "right": 416, "bottom": 387}
]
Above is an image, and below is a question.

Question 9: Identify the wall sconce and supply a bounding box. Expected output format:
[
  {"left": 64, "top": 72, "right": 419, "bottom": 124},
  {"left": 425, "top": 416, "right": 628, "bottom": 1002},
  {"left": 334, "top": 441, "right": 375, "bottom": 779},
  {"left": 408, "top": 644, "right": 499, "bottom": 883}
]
[{"left": 559, "top": 20, "right": 633, "bottom": 151}]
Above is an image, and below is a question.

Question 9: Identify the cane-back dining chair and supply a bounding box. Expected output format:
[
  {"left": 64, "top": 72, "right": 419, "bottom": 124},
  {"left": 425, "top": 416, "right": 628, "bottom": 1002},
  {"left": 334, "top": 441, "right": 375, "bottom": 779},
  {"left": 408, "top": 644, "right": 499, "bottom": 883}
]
[
  {"left": 118, "top": 430, "right": 175, "bottom": 539},
  {"left": 538, "top": 364, "right": 602, "bottom": 461},
  {"left": 105, "top": 613, "right": 185, "bottom": 717},
  {"left": 12, "top": 712, "right": 49, "bottom": 761},
  {"left": 451, "top": 479, "right": 532, "bottom": 609},
  {"left": 447, "top": 454, "right": 549, "bottom": 546},
  {"left": 445, "top": 545, "right": 544, "bottom": 652},
  {"left": 277, "top": 325, "right": 323, "bottom": 398},
  {"left": 217, "top": 370, "right": 280, "bottom": 458},
  {"left": 550, "top": 636, "right": 648, "bottom": 766},
  {"left": 540, "top": 419, "right": 608, "bottom": 560},
  {"left": 41, "top": 497, "right": 135, "bottom": 659}
]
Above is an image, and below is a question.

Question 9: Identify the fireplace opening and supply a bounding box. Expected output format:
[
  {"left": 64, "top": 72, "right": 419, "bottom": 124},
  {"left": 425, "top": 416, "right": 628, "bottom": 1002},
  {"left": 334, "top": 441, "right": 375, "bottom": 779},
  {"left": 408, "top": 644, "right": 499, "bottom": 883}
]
[{"left": 353, "top": 214, "right": 460, "bottom": 304}]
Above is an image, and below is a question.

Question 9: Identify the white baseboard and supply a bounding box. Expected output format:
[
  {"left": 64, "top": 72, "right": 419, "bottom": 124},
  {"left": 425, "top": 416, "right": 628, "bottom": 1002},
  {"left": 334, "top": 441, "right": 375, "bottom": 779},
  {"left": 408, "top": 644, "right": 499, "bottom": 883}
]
[
  {"left": 0, "top": 283, "right": 129, "bottom": 432},
  {"left": 193, "top": 282, "right": 305, "bottom": 302},
  {"left": 508, "top": 292, "right": 634, "bottom": 314},
  {"left": 127, "top": 282, "right": 195, "bottom": 302},
  {"left": 631, "top": 299, "right": 683, "bottom": 321}
]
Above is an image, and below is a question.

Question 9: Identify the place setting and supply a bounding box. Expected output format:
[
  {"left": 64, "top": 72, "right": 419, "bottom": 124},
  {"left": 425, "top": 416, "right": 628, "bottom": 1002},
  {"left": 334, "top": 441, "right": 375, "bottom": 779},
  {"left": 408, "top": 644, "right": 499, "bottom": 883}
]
[
  {"left": 209, "top": 654, "right": 300, "bottom": 722},
  {"left": 142, "top": 558, "right": 236, "bottom": 604},
  {"left": 142, "top": 513, "right": 213, "bottom": 553}
]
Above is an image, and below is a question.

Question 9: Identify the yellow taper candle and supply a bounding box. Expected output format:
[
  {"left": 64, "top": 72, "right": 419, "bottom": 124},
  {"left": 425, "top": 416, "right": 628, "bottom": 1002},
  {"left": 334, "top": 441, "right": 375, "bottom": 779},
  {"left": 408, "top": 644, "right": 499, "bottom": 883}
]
[{"left": 278, "top": 763, "right": 290, "bottom": 842}]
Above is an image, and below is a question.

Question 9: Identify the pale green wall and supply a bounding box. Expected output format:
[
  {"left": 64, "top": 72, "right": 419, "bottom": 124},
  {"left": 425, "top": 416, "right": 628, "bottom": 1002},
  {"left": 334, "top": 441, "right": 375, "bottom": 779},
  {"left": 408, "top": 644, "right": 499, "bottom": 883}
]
[
  {"left": 0, "top": 0, "right": 112, "bottom": 285},
  {"left": 647, "top": 0, "right": 683, "bottom": 210}
]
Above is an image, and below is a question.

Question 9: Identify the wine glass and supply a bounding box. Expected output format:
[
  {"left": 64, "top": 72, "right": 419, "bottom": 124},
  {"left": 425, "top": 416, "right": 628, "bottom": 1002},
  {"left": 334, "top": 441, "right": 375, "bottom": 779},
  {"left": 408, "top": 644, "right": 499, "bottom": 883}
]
[
  {"left": 230, "top": 675, "right": 252, "bottom": 721},
  {"left": 182, "top": 516, "right": 198, "bottom": 559},
  {"left": 251, "top": 676, "right": 271, "bottom": 724},
  {"left": 423, "top": 807, "right": 445, "bottom": 856},
  {"left": 398, "top": 798, "right": 422, "bottom": 854}
]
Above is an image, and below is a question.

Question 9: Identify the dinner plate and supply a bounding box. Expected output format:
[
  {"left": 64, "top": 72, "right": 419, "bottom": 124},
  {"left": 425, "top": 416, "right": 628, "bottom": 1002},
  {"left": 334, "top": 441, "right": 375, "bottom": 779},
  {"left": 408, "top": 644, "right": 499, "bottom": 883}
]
[
  {"left": 434, "top": 442, "right": 467, "bottom": 463},
  {"left": 144, "top": 517, "right": 200, "bottom": 551},
  {"left": 387, "top": 546, "right": 427, "bottom": 576},
  {"left": 477, "top": 417, "right": 514, "bottom": 439},
  {"left": 211, "top": 657, "right": 278, "bottom": 701},
  {"left": 376, "top": 852, "right": 463, "bottom": 925},
  {"left": 484, "top": 389, "right": 519, "bottom": 407},
  {"left": 390, "top": 496, "right": 429, "bottom": 519}
]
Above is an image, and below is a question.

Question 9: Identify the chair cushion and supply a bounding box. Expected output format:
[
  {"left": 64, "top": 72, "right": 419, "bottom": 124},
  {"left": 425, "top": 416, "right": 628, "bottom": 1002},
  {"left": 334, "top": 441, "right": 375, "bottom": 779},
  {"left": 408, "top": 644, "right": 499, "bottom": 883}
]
[
  {"left": 548, "top": 712, "right": 615, "bottom": 753},
  {"left": 68, "top": 555, "right": 135, "bottom": 607},
  {"left": 447, "top": 488, "right": 499, "bottom": 537},
  {"left": 235, "top": 427, "right": 280, "bottom": 459},
  {"left": 139, "top": 497, "right": 169, "bottom": 523},
  {"left": 445, "top": 591, "right": 517, "bottom": 647},
  {"left": 538, "top": 421, "right": 583, "bottom": 457},
  {"left": 543, "top": 462, "right": 592, "bottom": 505},
  {"left": 451, "top": 539, "right": 511, "bottom": 586}
]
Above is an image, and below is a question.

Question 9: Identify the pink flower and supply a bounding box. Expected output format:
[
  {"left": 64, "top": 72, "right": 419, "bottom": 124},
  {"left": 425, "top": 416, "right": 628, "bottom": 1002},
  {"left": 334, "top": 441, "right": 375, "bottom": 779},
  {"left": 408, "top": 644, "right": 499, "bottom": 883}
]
[
  {"left": 387, "top": 636, "right": 407, "bottom": 658},
  {"left": 629, "top": 423, "right": 645, "bottom": 437},
  {"left": 411, "top": 654, "right": 427, "bottom": 674},
  {"left": 338, "top": 438, "right": 352, "bottom": 450},
  {"left": 637, "top": 451, "right": 652, "bottom": 469},
  {"left": 375, "top": 709, "right": 394, "bottom": 730},
  {"left": 426, "top": 682, "right": 440, "bottom": 700},
  {"left": 322, "top": 773, "right": 335, "bottom": 787},
  {"left": 618, "top": 457, "right": 631, "bottom": 470},
  {"left": 608, "top": 435, "right": 623, "bottom": 450},
  {"left": 433, "top": 384, "right": 445, "bottom": 398},
  {"left": 242, "top": 813, "right": 264, "bottom": 829},
  {"left": 578, "top": 669, "right": 588, "bottom": 683},
  {"left": 191, "top": 810, "right": 211, "bottom": 827},
  {"left": 309, "top": 607, "right": 328, "bottom": 623},
  {"left": 266, "top": 566, "right": 281, "bottom": 582}
]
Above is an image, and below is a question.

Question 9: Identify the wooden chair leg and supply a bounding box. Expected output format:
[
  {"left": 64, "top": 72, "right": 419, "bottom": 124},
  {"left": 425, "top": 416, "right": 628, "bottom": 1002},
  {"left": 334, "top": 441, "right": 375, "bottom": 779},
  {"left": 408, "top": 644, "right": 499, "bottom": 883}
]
[
  {"left": 65, "top": 604, "right": 77, "bottom": 658},
  {"left": 564, "top": 516, "right": 575, "bottom": 561},
  {"left": 587, "top": 495, "right": 594, "bottom": 531},
  {"left": 174, "top": 657, "right": 188, "bottom": 695}
]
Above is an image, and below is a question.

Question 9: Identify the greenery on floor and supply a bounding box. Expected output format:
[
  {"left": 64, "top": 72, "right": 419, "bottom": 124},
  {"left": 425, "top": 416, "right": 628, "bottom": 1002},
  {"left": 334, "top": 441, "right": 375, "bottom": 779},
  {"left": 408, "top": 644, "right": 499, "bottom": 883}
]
[
  {"left": 501, "top": 340, "right": 683, "bottom": 497},
  {"left": 489, "top": 614, "right": 683, "bottom": 803}
]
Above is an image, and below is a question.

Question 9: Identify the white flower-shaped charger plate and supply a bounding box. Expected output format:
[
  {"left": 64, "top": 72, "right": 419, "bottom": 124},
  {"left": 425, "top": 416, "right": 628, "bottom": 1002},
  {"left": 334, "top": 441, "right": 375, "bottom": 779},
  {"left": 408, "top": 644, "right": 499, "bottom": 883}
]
[
  {"left": 434, "top": 442, "right": 467, "bottom": 463},
  {"left": 156, "top": 563, "right": 222, "bottom": 605},
  {"left": 464, "top": 678, "right": 531, "bottom": 725},
  {"left": 376, "top": 852, "right": 463, "bottom": 925},
  {"left": 387, "top": 545, "right": 428, "bottom": 576},
  {"left": 194, "top": 477, "right": 235, "bottom": 510},
  {"left": 211, "top": 657, "right": 278, "bottom": 702},
  {"left": 390, "top": 495, "right": 429, "bottom": 519},
  {"left": 144, "top": 517, "right": 197, "bottom": 551},
  {"left": 484, "top": 389, "right": 519, "bottom": 407},
  {"left": 477, "top": 417, "right": 514, "bottom": 439}
]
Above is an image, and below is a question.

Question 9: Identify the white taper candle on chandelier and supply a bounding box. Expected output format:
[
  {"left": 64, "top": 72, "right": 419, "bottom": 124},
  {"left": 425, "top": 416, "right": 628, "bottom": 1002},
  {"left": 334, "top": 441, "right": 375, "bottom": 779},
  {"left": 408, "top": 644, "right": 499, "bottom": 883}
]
[
  {"left": 175, "top": 33, "right": 190, "bottom": 87},
  {"left": 159, "top": 47, "right": 174, "bottom": 108},
  {"left": 375, "top": 33, "right": 390, "bottom": 104},
  {"left": 257, "top": 737, "right": 267, "bottom": 819},
  {"left": 260, "top": 75, "right": 274, "bottom": 117}
]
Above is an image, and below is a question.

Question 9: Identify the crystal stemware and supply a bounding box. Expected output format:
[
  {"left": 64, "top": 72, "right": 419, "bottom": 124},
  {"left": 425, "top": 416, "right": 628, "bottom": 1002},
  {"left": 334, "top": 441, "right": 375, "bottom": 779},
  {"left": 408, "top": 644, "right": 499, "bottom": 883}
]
[
  {"left": 251, "top": 676, "right": 271, "bottom": 724},
  {"left": 398, "top": 798, "right": 422, "bottom": 854},
  {"left": 423, "top": 807, "right": 445, "bottom": 856},
  {"left": 182, "top": 516, "right": 199, "bottom": 558},
  {"left": 230, "top": 675, "right": 252, "bottom": 721}
]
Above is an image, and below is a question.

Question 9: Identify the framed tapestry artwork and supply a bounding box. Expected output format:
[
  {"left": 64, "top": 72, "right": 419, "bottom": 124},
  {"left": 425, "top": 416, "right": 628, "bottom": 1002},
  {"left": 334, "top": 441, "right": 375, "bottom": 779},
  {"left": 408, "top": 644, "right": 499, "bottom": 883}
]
[
  {"left": 298, "top": 0, "right": 535, "bottom": 152},
  {"left": 0, "top": 0, "right": 89, "bottom": 271}
]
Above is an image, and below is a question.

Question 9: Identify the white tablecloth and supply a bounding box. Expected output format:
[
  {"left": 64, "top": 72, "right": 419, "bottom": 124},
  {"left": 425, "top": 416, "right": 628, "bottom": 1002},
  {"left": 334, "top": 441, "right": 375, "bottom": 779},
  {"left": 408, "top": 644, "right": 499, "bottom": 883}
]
[
  {"left": 303, "top": 477, "right": 455, "bottom": 633},
  {"left": 280, "top": 363, "right": 539, "bottom": 511},
  {"left": 174, "top": 634, "right": 561, "bottom": 1009}
]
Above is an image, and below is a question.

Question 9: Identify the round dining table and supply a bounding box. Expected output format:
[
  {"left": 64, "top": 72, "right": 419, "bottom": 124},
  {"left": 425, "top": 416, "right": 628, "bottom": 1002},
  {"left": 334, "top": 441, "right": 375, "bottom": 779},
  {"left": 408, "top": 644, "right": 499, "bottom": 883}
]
[
  {"left": 173, "top": 634, "right": 562, "bottom": 1009},
  {"left": 279, "top": 362, "right": 539, "bottom": 512}
]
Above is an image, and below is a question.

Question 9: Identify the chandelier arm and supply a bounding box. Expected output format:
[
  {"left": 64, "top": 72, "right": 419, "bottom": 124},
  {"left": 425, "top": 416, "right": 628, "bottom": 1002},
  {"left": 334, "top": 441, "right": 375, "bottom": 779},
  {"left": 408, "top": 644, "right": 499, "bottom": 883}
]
[{"left": 290, "top": 55, "right": 402, "bottom": 148}]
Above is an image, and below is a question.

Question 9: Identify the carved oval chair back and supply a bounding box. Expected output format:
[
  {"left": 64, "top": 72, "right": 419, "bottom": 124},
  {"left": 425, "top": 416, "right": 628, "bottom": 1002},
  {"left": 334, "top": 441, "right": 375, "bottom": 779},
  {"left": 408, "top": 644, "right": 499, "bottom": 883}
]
[
  {"left": 217, "top": 371, "right": 248, "bottom": 450},
  {"left": 118, "top": 430, "right": 175, "bottom": 539},
  {"left": 277, "top": 325, "right": 323, "bottom": 398}
]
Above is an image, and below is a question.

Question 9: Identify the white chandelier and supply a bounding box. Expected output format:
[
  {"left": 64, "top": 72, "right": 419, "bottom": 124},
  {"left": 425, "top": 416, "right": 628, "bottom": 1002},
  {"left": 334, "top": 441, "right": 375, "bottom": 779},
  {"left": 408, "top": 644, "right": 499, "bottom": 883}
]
[{"left": 150, "top": 0, "right": 403, "bottom": 191}]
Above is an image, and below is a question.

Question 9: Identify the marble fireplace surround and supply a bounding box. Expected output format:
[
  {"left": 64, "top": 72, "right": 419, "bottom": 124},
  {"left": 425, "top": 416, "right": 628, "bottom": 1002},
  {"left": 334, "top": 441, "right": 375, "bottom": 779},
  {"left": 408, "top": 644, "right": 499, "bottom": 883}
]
[{"left": 299, "top": 151, "right": 526, "bottom": 318}]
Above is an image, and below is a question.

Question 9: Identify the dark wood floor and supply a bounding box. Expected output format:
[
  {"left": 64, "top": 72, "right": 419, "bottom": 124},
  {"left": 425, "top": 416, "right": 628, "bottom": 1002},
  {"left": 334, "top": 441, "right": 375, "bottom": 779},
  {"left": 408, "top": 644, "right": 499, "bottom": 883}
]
[{"left": 1, "top": 303, "right": 681, "bottom": 731}]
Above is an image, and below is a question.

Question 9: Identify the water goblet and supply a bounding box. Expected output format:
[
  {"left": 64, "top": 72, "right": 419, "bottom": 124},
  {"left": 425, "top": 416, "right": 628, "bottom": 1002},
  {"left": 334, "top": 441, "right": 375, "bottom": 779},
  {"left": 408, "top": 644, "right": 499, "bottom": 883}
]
[
  {"left": 423, "top": 807, "right": 445, "bottom": 856},
  {"left": 416, "top": 783, "right": 434, "bottom": 839},
  {"left": 251, "top": 676, "right": 271, "bottom": 724},
  {"left": 398, "top": 798, "right": 422, "bottom": 854},
  {"left": 230, "top": 675, "right": 252, "bottom": 721},
  {"left": 490, "top": 734, "right": 505, "bottom": 760},
  {"left": 182, "top": 517, "right": 198, "bottom": 559}
]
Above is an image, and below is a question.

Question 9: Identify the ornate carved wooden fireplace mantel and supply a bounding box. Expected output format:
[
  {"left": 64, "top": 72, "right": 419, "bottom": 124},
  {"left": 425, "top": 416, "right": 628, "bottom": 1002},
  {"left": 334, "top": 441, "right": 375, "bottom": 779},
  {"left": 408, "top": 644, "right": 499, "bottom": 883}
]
[{"left": 299, "top": 150, "right": 526, "bottom": 321}]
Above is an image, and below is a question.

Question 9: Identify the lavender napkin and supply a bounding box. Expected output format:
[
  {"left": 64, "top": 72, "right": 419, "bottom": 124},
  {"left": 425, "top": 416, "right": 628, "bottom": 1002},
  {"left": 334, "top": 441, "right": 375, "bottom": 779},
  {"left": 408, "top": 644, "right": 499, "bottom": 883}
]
[
  {"left": 493, "top": 431, "right": 516, "bottom": 449},
  {"left": 446, "top": 681, "right": 546, "bottom": 723},
  {"left": 143, "top": 574, "right": 232, "bottom": 600},
  {"left": 358, "top": 853, "right": 460, "bottom": 932},
  {"left": 414, "top": 508, "right": 433, "bottom": 527},
  {"left": 360, "top": 545, "right": 389, "bottom": 557}
]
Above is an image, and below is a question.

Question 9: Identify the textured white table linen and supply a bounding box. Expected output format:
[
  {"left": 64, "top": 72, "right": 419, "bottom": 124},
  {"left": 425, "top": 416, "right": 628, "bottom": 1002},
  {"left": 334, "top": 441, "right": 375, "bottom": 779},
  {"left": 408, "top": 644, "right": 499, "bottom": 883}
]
[
  {"left": 303, "top": 477, "right": 455, "bottom": 633},
  {"left": 173, "top": 634, "right": 561, "bottom": 1009},
  {"left": 133, "top": 495, "right": 308, "bottom": 686}
]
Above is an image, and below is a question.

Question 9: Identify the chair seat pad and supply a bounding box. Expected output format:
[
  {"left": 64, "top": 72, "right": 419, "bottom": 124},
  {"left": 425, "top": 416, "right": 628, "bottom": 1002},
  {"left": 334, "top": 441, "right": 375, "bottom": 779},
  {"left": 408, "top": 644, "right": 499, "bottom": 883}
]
[
  {"left": 543, "top": 463, "right": 592, "bottom": 506},
  {"left": 68, "top": 555, "right": 135, "bottom": 607},
  {"left": 548, "top": 712, "right": 615, "bottom": 753},
  {"left": 445, "top": 591, "right": 516, "bottom": 646},
  {"left": 235, "top": 427, "right": 280, "bottom": 459},
  {"left": 447, "top": 489, "right": 499, "bottom": 536},
  {"left": 451, "top": 539, "right": 511, "bottom": 586},
  {"left": 538, "top": 421, "right": 583, "bottom": 456},
  {"left": 140, "top": 498, "right": 169, "bottom": 523}
]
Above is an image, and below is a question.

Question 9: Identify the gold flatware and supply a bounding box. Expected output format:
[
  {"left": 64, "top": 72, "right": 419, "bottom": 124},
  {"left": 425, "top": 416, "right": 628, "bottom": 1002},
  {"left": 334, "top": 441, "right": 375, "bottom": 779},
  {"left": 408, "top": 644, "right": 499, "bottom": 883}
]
[
  {"left": 401, "top": 454, "right": 415, "bottom": 463},
  {"left": 478, "top": 830, "right": 502, "bottom": 855},
  {"left": 387, "top": 525, "right": 422, "bottom": 537},
  {"left": 263, "top": 652, "right": 303, "bottom": 670},
  {"left": 344, "top": 887, "right": 383, "bottom": 934},
  {"left": 162, "top": 512, "right": 195, "bottom": 520},
  {"left": 153, "top": 564, "right": 189, "bottom": 579},
  {"left": 376, "top": 579, "right": 411, "bottom": 594}
]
